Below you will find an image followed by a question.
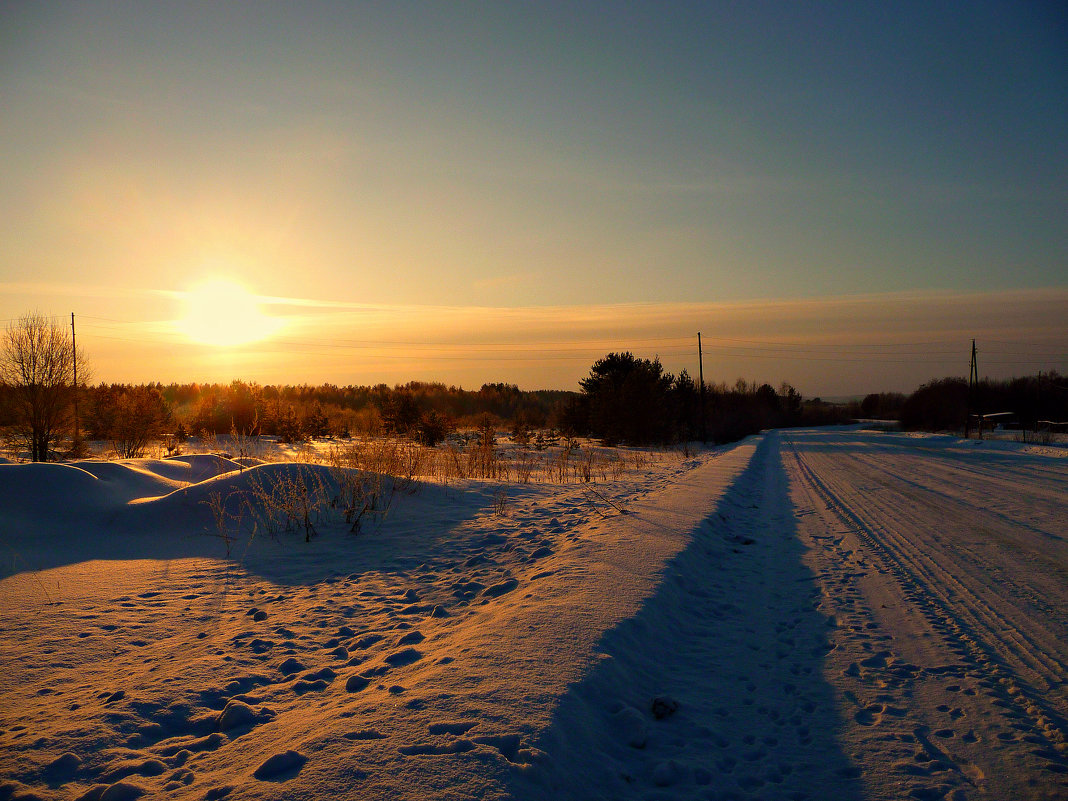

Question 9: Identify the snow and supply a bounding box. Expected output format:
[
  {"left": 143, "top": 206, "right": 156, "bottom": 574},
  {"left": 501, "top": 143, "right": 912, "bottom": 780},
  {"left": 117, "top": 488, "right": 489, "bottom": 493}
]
[{"left": 1, "top": 429, "right": 1066, "bottom": 800}]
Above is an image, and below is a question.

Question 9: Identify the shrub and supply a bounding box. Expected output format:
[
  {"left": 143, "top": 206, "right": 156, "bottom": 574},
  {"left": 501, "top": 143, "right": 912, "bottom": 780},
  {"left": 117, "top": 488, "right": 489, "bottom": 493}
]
[
  {"left": 276, "top": 406, "right": 306, "bottom": 444},
  {"left": 415, "top": 410, "right": 453, "bottom": 446},
  {"left": 89, "top": 385, "right": 171, "bottom": 458}
]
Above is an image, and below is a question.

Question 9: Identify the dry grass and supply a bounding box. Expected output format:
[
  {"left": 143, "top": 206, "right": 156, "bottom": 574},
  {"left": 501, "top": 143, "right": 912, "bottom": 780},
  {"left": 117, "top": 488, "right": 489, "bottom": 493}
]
[
  {"left": 204, "top": 430, "right": 676, "bottom": 488},
  {"left": 41, "top": 430, "right": 687, "bottom": 547},
  {"left": 244, "top": 466, "right": 333, "bottom": 542}
]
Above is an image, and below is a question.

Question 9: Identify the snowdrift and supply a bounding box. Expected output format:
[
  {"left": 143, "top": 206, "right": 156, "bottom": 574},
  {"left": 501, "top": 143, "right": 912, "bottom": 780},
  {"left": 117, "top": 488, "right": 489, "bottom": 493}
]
[{"left": 1, "top": 457, "right": 408, "bottom": 578}]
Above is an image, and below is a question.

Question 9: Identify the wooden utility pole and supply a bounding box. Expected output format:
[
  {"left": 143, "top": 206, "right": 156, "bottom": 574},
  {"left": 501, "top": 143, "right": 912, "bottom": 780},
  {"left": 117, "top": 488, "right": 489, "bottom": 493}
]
[
  {"left": 71, "top": 312, "right": 80, "bottom": 448},
  {"left": 698, "top": 332, "right": 707, "bottom": 443},
  {"left": 965, "top": 339, "right": 978, "bottom": 439}
]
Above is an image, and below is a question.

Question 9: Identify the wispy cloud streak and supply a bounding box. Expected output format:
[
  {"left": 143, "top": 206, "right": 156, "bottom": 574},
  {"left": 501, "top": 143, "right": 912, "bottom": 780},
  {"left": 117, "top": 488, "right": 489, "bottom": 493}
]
[{"left": 27, "top": 284, "right": 1056, "bottom": 394}]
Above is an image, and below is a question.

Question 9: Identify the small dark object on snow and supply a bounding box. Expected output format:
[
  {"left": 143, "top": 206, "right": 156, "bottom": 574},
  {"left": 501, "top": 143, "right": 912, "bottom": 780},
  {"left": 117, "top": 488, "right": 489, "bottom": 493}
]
[{"left": 651, "top": 696, "right": 679, "bottom": 720}]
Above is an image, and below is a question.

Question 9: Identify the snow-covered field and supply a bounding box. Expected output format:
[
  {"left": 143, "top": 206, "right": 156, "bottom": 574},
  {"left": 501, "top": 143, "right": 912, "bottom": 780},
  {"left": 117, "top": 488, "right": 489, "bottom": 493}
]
[{"left": 1, "top": 428, "right": 1065, "bottom": 800}]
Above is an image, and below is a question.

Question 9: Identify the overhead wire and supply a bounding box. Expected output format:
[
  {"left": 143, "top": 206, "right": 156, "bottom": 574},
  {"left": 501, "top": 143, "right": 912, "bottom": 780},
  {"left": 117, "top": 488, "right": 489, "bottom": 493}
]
[{"left": 7, "top": 312, "right": 1061, "bottom": 367}]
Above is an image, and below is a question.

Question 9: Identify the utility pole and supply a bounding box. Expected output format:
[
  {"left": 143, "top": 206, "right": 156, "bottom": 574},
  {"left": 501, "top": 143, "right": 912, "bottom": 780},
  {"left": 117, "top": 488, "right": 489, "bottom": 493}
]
[
  {"left": 698, "top": 332, "right": 707, "bottom": 443},
  {"left": 71, "top": 312, "right": 81, "bottom": 450},
  {"left": 966, "top": 339, "right": 978, "bottom": 439}
]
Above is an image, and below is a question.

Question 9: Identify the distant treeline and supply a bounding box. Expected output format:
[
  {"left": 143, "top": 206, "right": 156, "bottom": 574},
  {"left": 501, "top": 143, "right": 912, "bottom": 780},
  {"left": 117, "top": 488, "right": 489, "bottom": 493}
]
[
  {"left": 42, "top": 370, "right": 849, "bottom": 448},
  {"left": 7, "top": 306, "right": 1057, "bottom": 462},
  {"left": 0, "top": 352, "right": 857, "bottom": 454},
  {"left": 813, "top": 372, "right": 1068, "bottom": 433},
  {"left": 88, "top": 380, "right": 576, "bottom": 442},
  {"left": 559, "top": 352, "right": 851, "bottom": 445},
  {"left": 20, "top": 354, "right": 1061, "bottom": 459},
  {"left": 898, "top": 372, "right": 1067, "bottom": 432}
]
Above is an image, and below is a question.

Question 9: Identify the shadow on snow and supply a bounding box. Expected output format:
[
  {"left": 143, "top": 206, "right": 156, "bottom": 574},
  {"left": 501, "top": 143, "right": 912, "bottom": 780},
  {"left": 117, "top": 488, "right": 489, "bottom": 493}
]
[{"left": 507, "top": 433, "right": 863, "bottom": 801}]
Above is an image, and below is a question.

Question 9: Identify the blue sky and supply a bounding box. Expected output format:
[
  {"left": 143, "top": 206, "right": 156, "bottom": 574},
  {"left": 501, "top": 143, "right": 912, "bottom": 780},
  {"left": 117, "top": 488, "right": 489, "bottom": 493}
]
[{"left": 1, "top": 1, "right": 1065, "bottom": 393}]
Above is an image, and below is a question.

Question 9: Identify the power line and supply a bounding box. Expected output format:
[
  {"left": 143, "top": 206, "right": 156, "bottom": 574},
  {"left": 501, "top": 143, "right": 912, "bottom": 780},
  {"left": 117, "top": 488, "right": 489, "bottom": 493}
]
[
  {"left": 56, "top": 312, "right": 1068, "bottom": 367},
  {"left": 78, "top": 329, "right": 1063, "bottom": 365},
  {"left": 75, "top": 319, "right": 1063, "bottom": 359},
  {"left": 75, "top": 320, "right": 1064, "bottom": 359}
]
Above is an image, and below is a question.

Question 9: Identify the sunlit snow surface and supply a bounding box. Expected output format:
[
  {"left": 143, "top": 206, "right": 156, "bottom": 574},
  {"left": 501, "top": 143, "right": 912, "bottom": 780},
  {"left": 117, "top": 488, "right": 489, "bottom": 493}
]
[{"left": 1, "top": 429, "right": 1066, "bottom": 800}]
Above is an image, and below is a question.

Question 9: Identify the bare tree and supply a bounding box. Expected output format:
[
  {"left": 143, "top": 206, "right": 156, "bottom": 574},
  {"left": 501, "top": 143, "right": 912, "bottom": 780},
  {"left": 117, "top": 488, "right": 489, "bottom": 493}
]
[
  {"left": 91, "top": 385, "right": 171, "bottom": 458},
  {"left": 0, "top": 312, "right": 89, "bottom": 461}
]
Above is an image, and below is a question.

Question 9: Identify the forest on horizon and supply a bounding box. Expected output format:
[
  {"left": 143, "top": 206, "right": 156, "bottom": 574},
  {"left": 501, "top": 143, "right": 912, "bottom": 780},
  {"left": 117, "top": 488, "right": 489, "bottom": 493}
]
[{"left": 2, "top": 312, "right": 1065, "bottom": 463}]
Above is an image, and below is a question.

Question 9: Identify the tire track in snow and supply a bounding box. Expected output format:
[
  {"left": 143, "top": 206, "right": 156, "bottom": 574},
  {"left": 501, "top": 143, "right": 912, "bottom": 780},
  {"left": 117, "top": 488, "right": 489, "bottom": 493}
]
[
  {"left": 809, "top": 447, "right": 1068, "bottom": 681},
  {"left": 783, "top": 431, "right": 1068, "bottom": 794},
  {"left": 851, "top": 446, "right": 1066, "bottom": 546},
  {"left": 792, "top": 444, "right": 1068, "bottom": 702}
]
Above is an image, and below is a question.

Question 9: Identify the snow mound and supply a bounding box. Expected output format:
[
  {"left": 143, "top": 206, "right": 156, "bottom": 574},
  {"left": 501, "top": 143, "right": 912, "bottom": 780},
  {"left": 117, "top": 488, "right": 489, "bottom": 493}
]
[
  {"left": 124, "top": 462, "right": 347, "bottom": 533},
  {"left": 0, "top": 461, "right": 105, "bottom": 525},
  {"left": 65, "top": 459, "right": 190, "bottom": 501},
  {"left": 136, "top": 461, "right": 338, "bottom": 503},
  {"left": 156, "top": 453, "right": 247, "bottom": 482},
  {"left": 0, "top": 457, "right": 424, "bottom": 579},
  {"left": 0, "top": 454, "right": 249, "bottom": 532},
  {"left": 234, "top": 456, "right": 268, "bottom": 467}
]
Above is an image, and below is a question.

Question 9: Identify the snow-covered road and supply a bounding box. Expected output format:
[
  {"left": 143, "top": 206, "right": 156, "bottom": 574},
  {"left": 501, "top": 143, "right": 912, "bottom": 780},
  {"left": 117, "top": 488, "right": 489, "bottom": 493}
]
[
  {"left": 1, "top": 428, "right": 1065, "bottom": 800},
  {"left": 781, "top": 428, "right": 1068, "bottom": 800}
]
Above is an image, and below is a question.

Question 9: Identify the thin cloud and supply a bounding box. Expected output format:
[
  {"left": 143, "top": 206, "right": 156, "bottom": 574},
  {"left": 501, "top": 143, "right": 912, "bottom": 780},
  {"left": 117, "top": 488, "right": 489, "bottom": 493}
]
[
  {"left": 0, "top": 281, "right": 176, "bottom": 300},
  {"left": 6, "top": 282, "right": 1064, "bottom": 393}
]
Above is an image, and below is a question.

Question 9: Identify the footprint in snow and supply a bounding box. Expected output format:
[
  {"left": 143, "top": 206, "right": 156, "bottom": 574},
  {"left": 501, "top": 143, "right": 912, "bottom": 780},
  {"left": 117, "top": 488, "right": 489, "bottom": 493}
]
[
  {"left": 353, "top": 633, "right": 384, "bottom": 650},
  {"left": 481, "top": 579, "right": 519, "bottom": 598},
  {"left": 98, "top": 758, "right": 167, "bottom": 783},
  {"left": 292, "top": 678, "right": 331, "bottom": 694},
  {"left": 428, "top": 721, "right": 477, "bottom": 736},
  {"left": 217, "top": 699, "right": 274, "bottom": 731},
  {"left": 343, "top": 729, "right": 386, "bottom": 740},
  {"left": 45, "top": 752, "right": 81, "bottom": 780},
  {"left": 163, "top": 769, "right": 196, "bottom": 790},
  {"left": 472, "top": 733, "right": 525, "bottom": 762},
  {"left": 277, "top": 657, "right": 305, "bottom": 675},
  {"left": 81, "top": 780, "right": 147, "bottom": 800},
  {"left": 383, "top": 648, "right": 423, "bottom": 667},
  {"left": 253, "top": 750, "right": 306, "bottom": 781},
  {"left": 345, "top": 674, "right": 372, "bottom": 692},
  {"left": 399, "top": 739, "right": 475, "bottom": 756},
  {"left": 153, "top": 732, "right": 227, "bottom": 757},
  {"left": 300, "top": 667, "right": 337, "bottom": 682}
]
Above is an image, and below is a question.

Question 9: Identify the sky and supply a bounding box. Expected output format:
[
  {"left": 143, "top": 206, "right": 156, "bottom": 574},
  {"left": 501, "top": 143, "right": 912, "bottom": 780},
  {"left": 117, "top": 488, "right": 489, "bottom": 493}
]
[{"left": 1, "top": 1, "right": 1065, "bottom": 396}]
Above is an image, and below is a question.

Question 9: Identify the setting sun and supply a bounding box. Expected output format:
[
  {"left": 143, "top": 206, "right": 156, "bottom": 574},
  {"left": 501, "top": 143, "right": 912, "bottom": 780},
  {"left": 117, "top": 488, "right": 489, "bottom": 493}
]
[{"left": 180, "top": 279, "right": 283, "bottom": 347}]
